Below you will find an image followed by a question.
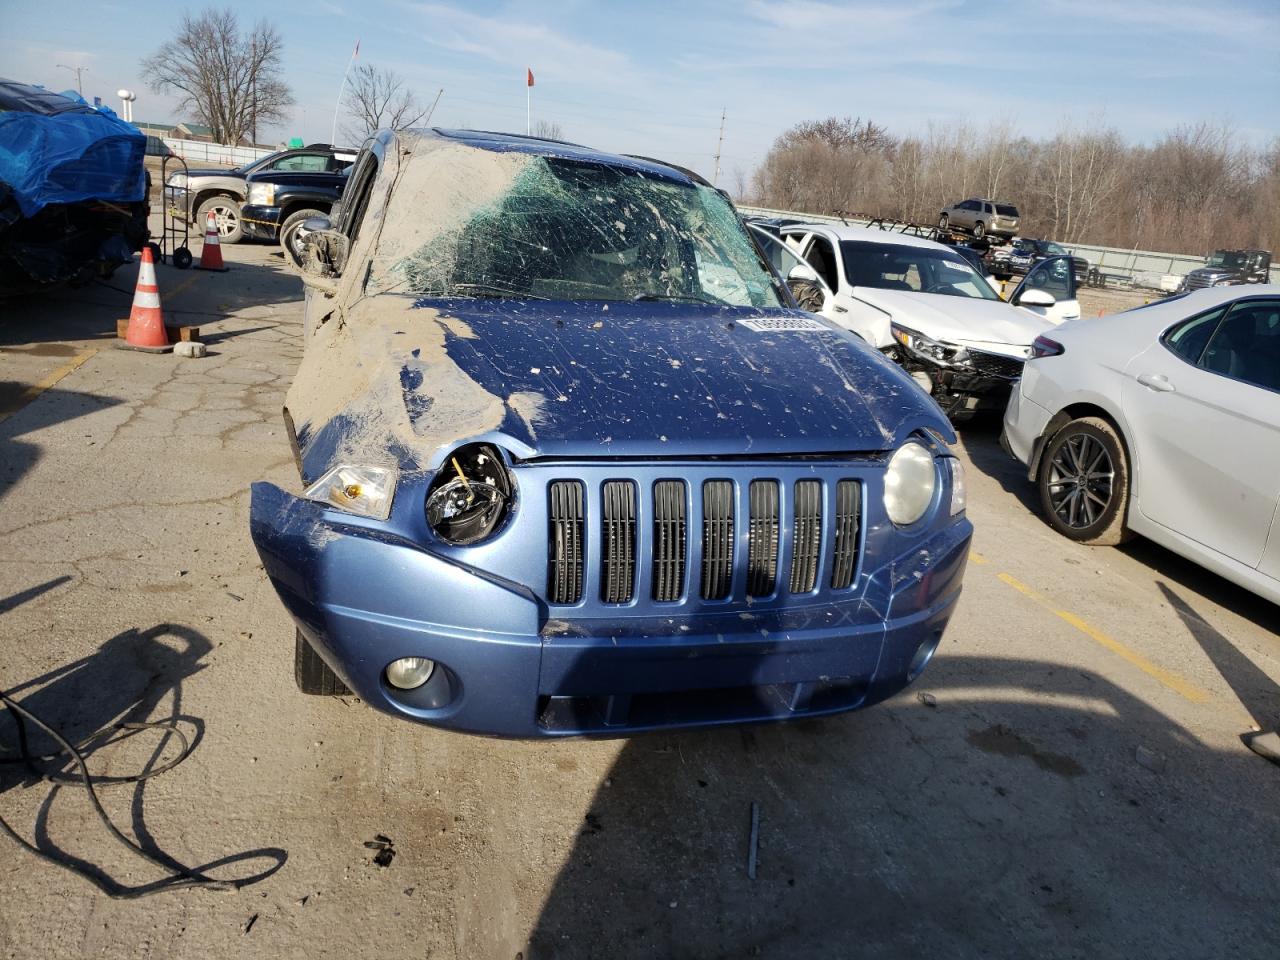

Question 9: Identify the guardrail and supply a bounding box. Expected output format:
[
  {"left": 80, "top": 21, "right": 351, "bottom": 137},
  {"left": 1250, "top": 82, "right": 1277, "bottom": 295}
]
[
  {"left": 162, "top": 138, "right": 275, "bottom": 168},
  {"left": 738, "top": 204, "right": 1280, "bottom": 288}
]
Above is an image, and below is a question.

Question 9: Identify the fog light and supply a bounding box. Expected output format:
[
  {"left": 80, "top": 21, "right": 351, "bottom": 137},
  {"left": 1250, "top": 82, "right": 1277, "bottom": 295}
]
[{"left": 385, "top": 657, "right": 435, "bottom": 690}]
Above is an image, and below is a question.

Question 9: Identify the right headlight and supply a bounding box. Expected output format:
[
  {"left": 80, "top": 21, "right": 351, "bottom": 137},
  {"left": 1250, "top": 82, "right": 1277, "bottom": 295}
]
[
  {"left": 425, "top": 443, "right": 514, "bottom": 545},
  {"left": 247, "top": 182, "right": 275, "bottom": 206},
  {"left": 883, "top": 442, "right": 937, "bottom": 526}
]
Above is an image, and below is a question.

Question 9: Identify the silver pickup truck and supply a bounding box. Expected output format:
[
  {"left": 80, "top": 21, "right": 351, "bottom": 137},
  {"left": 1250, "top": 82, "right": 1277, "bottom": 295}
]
[{"left": 164, "top": 144, "right": 357, "bottom": 243}]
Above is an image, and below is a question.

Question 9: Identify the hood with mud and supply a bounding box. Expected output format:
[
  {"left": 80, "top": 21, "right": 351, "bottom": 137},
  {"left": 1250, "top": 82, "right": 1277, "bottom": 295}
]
[
  {"left": 289, "top": 298, "right": 949, "bottom": 478},
  {"left": 850, "top": 288, "right": 1055, "bottom": 347}
]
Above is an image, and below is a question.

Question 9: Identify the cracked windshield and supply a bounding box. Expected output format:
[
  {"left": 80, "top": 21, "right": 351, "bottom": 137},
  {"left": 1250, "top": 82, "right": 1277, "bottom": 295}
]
[{"left": 370, "top": 154, "right": 783, "bottom": 307}]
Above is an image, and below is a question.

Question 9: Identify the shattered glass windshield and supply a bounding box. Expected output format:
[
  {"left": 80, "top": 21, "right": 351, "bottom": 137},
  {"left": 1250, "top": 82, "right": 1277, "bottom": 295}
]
[{"left": 368, "top": 150, "right": 783, "bottom": 307}]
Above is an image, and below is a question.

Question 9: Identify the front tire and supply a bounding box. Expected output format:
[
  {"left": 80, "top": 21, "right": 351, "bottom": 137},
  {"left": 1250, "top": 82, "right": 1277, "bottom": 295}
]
[
  {"left": 972, "top": 220, "right": 986, "bottom": 239},
  {"left": 195, "top": 196, "right": 244, "bottom": 244},
  {"left": 279, "top": 207, "right": 326, "bottom": 268},
  {"left": 295, "top": 629, "right": 351, "bottom": 696},
  {"left": 1037, "top": 417, "right": 1132, "bottom": 545},
  {"left": 938, "top": 213, "right": 949, "bottom": 231}
]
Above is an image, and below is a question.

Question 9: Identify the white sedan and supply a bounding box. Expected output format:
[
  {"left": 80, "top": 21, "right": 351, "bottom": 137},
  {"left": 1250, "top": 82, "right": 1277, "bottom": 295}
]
[{"left": 1002, "top": 286, "right": 1280, "bottom": 604}]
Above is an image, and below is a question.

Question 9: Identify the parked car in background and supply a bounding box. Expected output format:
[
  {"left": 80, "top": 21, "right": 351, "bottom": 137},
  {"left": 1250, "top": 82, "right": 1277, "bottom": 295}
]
[
  {"left": 240, "top": 164, "right": 350, "bottom": 260},
  {"left": 938, "top": 198, "right": 1020, "bottom": 240},
  {"left": 249, "top": 128, "right": 972, "bottom": 736},
  {"left": 778, "top": 224, "right": 1079, "bottom": 417},
  {"left": 1177, "top": 248, "right": 1272, "bottom": 291},
  {"left": 1002, "top": 286, "right": 1280, "bottom": 604},
  {"left": 0, "top": 78, "right": 149, "bottom": 296},
  {"left": 996, "top": 237, "right": 1090, "bottom": 279},
  {"left": 163, "top": 143, "right": 356, "bottom": 243}
]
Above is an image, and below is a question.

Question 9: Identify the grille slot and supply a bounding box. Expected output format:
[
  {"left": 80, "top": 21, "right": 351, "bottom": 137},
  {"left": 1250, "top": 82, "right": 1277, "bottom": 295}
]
[
  {"left": 831, "top": 480, "right": 860, "bottom": 589},
  {"left": 548, "top": 481, "right": 584, "bottom": 604},
  {"left": 746, "top": 480, "right": 780, "bottom": 596},
  {"left": 652, "top": 480, "right": 686, "bottom": 602},
  {"left": 701, "top": 480, "right": 734, "bottom": 600},
  {"left": 789, "top": 480, "right": 822, "bottom": 593},
  {"left": 601, "top": 481, "right": 637, "bottom": 603}
]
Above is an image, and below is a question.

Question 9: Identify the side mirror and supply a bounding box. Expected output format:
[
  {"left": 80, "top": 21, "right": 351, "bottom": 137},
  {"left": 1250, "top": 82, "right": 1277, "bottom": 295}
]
[
  {"left": 291, "top": 223, "right": 350, "bottom": 289},
  {"left": 1017, "top": 288, "right": 1056, "bottom": 308},
  {"left": 787, "top": 263, "right": 819, "bottom": 283}
]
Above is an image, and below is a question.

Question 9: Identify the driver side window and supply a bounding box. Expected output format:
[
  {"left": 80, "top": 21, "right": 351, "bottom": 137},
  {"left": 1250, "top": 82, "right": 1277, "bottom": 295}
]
[
  {"left": 1022, "top": 257, "right": 1074, "bottom": 302},
  {"left": 803, "top": 237, "right": 840, "bottom": 291}
]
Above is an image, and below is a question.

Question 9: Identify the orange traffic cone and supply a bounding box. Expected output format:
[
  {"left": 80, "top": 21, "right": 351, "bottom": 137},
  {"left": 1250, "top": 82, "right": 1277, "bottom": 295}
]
[
  {"left": 120, "top": 247, "right": 172, "bottom": 353},
  {"left": 197, "top": 210, "right": 229, "bottom": 271}
]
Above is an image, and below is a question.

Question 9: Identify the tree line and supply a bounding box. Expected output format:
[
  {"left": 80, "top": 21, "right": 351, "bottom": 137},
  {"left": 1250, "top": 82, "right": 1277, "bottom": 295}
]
[{"left": 746, "top": 116, "right": 1280, "bottom": 256}]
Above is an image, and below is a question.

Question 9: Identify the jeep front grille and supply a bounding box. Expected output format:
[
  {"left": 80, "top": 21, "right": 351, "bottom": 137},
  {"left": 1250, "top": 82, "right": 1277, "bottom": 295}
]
[{"left": 545, "top": 472, "right": 864, "bottom": 608}]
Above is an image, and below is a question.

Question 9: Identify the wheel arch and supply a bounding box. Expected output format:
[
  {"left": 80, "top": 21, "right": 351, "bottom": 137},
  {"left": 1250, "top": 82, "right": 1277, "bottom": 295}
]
[
  {"left": 193, "top": 188, "right": 242, "bottom": 213},
  {"left": 279, "top": 198, "right": 333, "bottom": 222},
  {"left": 1031, "top": 399, "right": 1134, "bottom": 485}
]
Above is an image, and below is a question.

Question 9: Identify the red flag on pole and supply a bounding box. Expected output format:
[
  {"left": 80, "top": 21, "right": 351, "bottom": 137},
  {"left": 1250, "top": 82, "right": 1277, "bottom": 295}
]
[{"left": 527, "top": 68, "right": 535, "bottom": 87}]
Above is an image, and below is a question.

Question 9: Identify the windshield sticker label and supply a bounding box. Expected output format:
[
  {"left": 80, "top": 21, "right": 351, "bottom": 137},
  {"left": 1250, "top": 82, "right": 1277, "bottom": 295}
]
[{"left": 737, "top": 316, "right": 827, "bottom": 333}]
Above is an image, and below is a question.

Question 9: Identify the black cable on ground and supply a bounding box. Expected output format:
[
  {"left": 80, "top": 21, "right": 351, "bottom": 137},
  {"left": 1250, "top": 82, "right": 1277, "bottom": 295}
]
[{"left": 0, "top": 688, "right": 239, "bottom": 898}]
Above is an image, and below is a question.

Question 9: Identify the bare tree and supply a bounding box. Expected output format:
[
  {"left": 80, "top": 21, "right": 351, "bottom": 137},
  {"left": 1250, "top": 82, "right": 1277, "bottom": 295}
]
[
  {"left": 141, "top": 7, "right": 293, "bottom": 146},
  {"left": 343, "top": 64, "right": 428, "bottom": 139},
  {"left": 533, "top": 119, "right": 564, "bottom": 140}
]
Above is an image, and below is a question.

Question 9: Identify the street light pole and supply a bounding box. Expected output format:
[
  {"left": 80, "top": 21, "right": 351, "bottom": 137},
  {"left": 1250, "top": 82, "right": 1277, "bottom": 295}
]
[{"left": 57, "top": 64, "right": 87, "bottom": 96}]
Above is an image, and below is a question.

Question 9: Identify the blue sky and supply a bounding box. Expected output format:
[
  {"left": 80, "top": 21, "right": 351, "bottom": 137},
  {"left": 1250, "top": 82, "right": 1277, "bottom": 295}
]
[{"left": 3, "top": 0, "right": 1277, "bottom": 181}]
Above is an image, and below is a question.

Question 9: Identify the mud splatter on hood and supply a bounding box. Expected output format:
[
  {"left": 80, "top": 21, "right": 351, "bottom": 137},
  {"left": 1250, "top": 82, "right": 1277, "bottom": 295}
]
[
  {"left": 420, "top": 299, "right": 943, "bottom": 457},
  {"left": 289, "top": 296, "right": 949, "bottom": 481}
]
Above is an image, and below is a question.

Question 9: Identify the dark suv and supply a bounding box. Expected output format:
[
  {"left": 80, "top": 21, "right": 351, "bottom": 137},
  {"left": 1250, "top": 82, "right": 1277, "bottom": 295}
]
[{"left": 163, "top": 144, "right": 357, "bottom": 243}]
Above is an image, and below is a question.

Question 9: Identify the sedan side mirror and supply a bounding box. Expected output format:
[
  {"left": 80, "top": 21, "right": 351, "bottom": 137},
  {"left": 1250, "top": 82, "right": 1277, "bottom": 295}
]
[
  {"left": 1017, "top": 288, "right": 1056, "bottom": 308},
  {"left": 787, "top": 263, "right": 819, "bottom": 284}
]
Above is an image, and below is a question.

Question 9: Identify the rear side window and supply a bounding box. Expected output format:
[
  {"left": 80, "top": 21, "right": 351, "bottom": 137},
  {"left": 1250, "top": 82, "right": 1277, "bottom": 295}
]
[
  {"left": 996, "top": 204, "right": 1018, "bottom": 216},
  {"left": 272, "top": 153, "right": 329, "bottom": 172},
  {"left": 1199, "top": 299, "right": 1280, "bottom": 392},
  {"left": 1162, "top": 305, "right": 1227, "bottom": 363}
]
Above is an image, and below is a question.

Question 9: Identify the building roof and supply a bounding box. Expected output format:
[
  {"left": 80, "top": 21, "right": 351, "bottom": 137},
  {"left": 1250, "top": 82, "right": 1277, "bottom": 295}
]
[{"left": 176, "top": 122, "right": 214, "bottom": 136}]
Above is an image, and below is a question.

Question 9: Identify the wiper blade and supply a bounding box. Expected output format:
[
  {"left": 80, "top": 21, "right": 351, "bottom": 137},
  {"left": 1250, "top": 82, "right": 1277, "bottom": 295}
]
[
  {"left": 632, "top": 292, "right": 721, "bottom": 305},
  {"left": 447, "top": 283, "right": 548, "bottom": 300}
]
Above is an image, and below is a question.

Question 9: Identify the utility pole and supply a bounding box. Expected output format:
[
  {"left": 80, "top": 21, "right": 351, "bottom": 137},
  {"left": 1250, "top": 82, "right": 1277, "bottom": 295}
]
[
  {"left": 57, "top": 64, "right": 87, "bottom": 96},
  {"left": 712, "top": 108, "right": 726, "bottom": 186},
  {"left": 251, "top": 38, "right": 258, "bottom": 146}
]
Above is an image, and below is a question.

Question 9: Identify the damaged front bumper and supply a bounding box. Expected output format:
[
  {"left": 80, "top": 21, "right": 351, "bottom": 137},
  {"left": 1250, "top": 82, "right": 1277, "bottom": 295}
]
[{"left": 250, "top": 482, "right": 971, "bottom": 737}]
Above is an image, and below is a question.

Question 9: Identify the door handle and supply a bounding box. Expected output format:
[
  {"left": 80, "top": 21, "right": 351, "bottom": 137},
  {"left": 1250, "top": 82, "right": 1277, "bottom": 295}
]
[{"left": 1136, "top": 373, "right": 1175, "bottom": 393}]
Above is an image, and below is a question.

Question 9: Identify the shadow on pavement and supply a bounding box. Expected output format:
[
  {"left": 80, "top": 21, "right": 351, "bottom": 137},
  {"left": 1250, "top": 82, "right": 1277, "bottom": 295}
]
[
  {"left": 0, "top": 249, "right": 301, "bottom": 347},
  {"left": 526, "top": 654, "right": 1279, "bottom": 959},
  {"left": 0, "top": 612, "right": 287, "bottom": 895},
  {"left": 1159, "top": 582, "right": 1280, "bottom": 734},
  {"left": 0, "top": 385, "right": 122, "bottom": 501}
]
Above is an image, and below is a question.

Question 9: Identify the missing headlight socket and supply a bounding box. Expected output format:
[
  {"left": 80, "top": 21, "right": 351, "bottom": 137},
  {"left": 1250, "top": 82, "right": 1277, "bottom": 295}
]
[{"left": 425, "top": 443, "right": 515, "bottom": 545}]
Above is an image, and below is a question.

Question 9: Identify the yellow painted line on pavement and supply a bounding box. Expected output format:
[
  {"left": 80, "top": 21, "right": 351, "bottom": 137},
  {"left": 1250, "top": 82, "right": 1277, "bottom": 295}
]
[
  {"left": 164, "top": 271, "right": 204, "bottom": 300},
  {"left": 0, "top": 349, "right": 99, "bottom": 425},
  {"left": 969, "top": 550, "right": 989, "bottom": 565},
  {"left": 996, "top": 572, "right": 1211, "bottom": 703}
]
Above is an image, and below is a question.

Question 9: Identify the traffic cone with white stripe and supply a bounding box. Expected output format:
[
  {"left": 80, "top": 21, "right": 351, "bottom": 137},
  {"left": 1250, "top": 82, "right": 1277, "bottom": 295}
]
[
  {"left": 197, "top": 210, "right": 229, "bottom": 271},
  {"left": 121, "top": 247, "right": 172, "bottom": 353}
]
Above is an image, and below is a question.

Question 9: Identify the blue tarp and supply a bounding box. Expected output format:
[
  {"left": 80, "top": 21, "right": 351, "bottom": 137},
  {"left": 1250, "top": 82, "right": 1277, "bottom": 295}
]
[{"left": 0, "top": 92, "right": 146, "bottom": 219}]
